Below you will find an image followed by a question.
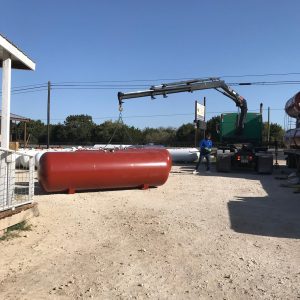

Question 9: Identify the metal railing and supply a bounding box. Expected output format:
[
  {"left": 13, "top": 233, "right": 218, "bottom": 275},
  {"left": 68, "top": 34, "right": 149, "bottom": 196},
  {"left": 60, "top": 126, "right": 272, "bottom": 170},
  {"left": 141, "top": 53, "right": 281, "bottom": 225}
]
[{"left": 0, "top": 147, "right": 34, "bottom": 212}]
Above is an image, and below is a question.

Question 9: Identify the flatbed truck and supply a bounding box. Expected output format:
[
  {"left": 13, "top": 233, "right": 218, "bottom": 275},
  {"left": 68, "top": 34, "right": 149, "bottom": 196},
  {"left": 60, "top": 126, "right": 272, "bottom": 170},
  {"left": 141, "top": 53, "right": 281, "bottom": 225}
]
[{"left": 118, "top": 77, "right": 273, "bottom": 173}]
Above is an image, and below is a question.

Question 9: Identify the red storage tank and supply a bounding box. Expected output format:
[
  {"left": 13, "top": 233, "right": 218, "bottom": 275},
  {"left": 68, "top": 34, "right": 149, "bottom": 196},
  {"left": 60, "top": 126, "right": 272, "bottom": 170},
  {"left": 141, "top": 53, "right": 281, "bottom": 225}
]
[{"left": 38, "top": 148, "right": 172, "bottom": 194}]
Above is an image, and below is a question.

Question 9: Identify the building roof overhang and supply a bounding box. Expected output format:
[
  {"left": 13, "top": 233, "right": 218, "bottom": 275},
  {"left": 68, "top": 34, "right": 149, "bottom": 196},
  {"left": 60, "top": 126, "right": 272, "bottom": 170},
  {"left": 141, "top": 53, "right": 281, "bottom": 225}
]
[{"left": 0, "top": 34, "right": 35, "bottom": 70}]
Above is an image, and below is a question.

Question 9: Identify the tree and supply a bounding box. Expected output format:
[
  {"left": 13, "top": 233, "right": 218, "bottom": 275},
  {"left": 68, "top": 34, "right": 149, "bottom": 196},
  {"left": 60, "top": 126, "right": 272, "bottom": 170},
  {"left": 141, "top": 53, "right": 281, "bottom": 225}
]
[
  {"left": 17, "top": 120, "right": 47, "bottom": 145},
  {"left": 64, "top": 114, "right": 95, "bottom": 144},
  {"left": 262, "top": 122, "right": 284, "bottom": 145},
  {"left": 142, "top": 127, "right": 176, "bottom": 146},
  {"left": 92, "top": 120, "right": 143, "bottom": 145},
  {"left": 270, "top": 123, "right": 284, "bottom": 143},
  {"left": 175, "top": 123, "right": 195, "bottom": 146},
  {"left": 206, "top": 116, "right": 221, "bottom": 142},
  {"left": 51, "top": 123, "right": 68, "bottom": 145}
]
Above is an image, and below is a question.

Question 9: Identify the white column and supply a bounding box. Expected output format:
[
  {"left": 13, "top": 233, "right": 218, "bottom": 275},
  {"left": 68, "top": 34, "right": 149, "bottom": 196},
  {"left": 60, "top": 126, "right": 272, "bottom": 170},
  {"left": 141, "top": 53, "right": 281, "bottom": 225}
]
[{"left": 1, "top": 51, "right": 12, "bottom": 149}]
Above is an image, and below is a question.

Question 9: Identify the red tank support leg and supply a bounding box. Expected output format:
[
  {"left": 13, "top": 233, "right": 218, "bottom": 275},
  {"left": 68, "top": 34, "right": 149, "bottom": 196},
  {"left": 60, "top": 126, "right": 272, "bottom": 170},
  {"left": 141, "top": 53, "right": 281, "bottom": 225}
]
[
  {"left": 140, "top": 184, "right": 150, "bottom": 190},
  {"left": 68, "top": 188, "right": 75, "bottom": 194}
]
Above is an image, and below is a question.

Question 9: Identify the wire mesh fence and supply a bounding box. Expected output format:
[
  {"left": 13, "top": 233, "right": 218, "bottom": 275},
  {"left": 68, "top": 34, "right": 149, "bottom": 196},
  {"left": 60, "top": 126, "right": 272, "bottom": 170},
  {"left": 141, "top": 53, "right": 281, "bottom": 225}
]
[{"left": 0, "top": 148, "right": 34, "bottom": 212}]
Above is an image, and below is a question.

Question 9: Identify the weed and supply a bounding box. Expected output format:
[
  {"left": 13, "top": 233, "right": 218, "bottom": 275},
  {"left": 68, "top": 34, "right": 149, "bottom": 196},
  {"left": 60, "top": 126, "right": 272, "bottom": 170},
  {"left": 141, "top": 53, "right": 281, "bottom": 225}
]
[{"left": 0, "top": 221, "right": 32, "bottom": 241}]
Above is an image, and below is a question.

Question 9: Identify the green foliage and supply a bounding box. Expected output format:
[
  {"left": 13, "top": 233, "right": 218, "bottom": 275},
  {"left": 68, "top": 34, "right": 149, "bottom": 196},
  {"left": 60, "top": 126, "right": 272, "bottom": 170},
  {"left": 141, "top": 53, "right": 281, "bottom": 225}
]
[
  {"left": 0, "top": 221, "right": 32, "bottom": 241},
  {"left": 92, "top": 120, "right": 116, "bottom": 143},
  {"left": 142, "top": 127, "right": 176, "bottom": 145},
  {"left": 17, "top": 120, "right": 47, "bottom": 145},
  {"left": 91, "top": 120, "right": 143, "bottom": 144},
  {"left": 51, "top": 123, "right": 68, "bottom": 144},
  {"left": 175, "top": 123, "right": 195, "bottom": 146},
  {"left": 64, "top": 114, "right": 95, "bottom": 144},
  {"left": 21, "top": 114, "right": 281, "bottom": 147},
  {"left": 7, "top": 221, "right": 32, "bottom": 232},
  {"left": 262, "top": 122, "right": 284, "bottom": 145},
  {"left": 206, "top": 116, "right": 221, "bottom": 142}
]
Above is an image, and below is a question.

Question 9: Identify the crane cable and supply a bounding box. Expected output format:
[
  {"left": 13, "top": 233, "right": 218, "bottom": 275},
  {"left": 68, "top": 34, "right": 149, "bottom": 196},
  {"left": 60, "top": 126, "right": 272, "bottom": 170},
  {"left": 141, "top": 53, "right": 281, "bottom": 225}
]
[{"left": 103, "top": 105, "right": 134, "bottom": 148}]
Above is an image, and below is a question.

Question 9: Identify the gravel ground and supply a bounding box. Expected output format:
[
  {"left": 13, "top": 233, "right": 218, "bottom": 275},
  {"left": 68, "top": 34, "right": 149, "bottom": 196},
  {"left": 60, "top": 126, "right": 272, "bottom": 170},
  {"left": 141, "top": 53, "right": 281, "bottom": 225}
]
[{"left": 0, "top": 162, "right": 299, "bottom": 299}]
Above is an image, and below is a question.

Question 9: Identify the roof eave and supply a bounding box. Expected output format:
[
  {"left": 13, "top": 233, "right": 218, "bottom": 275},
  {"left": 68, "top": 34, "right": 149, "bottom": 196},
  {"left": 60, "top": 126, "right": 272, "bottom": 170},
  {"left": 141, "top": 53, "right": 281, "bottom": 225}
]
[{"left": 0, "top": 34, "right": 35, "bottom": 71}]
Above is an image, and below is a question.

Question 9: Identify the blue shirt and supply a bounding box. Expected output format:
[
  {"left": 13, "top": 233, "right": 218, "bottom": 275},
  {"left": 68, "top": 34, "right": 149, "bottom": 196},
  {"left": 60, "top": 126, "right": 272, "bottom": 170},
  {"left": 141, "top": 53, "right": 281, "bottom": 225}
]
[{"left": 199, "top": 138, "right": 212, "bottom": 154}]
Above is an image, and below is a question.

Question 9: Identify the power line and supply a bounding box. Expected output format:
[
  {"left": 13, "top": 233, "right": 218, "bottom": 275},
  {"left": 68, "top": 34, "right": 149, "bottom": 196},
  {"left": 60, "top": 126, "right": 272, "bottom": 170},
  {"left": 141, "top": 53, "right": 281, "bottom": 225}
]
[
  {"left": 9, "top": 83, "right": 47, "bottom": 89},
  {"left": 51, "top": 78, "right": 198, "bottom": 84},
  {"left": 51, "top": 72, "right": 300, "bottom": 84},
  {"left": 51, "top": 87, "right": 149, "bottom": 90},
  {"left": 6, "top": 71, "right": 300, "bottom": 90},
  {"left": 0, "top": 84, "right": 47, "bottom": 96},
  {"left": 221, "top": 72, "right": 300, "bottom": 78},
  {"left": 49, "top": 80, "right": 300, "bottom": 88},
  {"left": 7, "top": 80, "right": 300, "bottom": 95},
  {"left": 52, "top": 83, "right": 151, "bottom": 87},
  {"left": 11, "top": 85, "right": 48, "bottom": 93},
  {"left": 2, "top": 77, "right": 300, "bottom": 96},
  {"left": 32, "top": 107, "right": 285, "bottom": 122},
  {"left": 229, "top": 80, "right": 300, "bottom": 86},
  {"left": 10, "top": 88, "right": 48, "bottom": 95}
]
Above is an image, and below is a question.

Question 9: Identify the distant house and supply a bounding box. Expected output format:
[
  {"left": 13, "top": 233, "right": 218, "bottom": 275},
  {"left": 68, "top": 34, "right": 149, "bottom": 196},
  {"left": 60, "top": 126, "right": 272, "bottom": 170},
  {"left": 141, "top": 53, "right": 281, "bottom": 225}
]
[
  {"left": 0, "top": 33, "right": 35, "bottom": 149},
  {"left": 0, "top": 111, "right": 30, "bottom": 148}
]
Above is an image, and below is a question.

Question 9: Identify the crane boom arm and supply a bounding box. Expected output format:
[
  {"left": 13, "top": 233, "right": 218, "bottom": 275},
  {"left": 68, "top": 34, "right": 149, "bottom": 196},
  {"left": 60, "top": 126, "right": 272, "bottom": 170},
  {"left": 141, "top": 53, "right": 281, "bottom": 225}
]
[{"left": 117, "top": 77, "right": 248, "bottom": 132}]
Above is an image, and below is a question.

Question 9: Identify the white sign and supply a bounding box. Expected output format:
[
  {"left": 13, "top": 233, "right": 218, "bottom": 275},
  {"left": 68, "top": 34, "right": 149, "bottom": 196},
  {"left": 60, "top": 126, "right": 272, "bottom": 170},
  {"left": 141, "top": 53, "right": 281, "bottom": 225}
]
[{"left": 196, "top": 102, "right": 205, "bottom": 121}]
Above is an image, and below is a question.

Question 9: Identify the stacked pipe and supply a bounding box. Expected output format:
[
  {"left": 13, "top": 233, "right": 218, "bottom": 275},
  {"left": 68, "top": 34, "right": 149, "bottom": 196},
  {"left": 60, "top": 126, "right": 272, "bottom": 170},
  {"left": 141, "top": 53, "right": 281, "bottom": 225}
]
[
  {"left": 285, "top": 91, "right": 300, "bottom": 119},
  {"left": 284, "top": 91, "right": 300, "bottom": 148}
]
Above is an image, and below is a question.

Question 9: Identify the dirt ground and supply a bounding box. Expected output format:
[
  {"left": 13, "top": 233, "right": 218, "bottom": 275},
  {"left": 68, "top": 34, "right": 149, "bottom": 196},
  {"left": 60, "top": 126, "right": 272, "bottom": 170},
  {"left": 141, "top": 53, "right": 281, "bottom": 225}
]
[{"left": 0, "top": 162, "right": 299, "bottom": 299}]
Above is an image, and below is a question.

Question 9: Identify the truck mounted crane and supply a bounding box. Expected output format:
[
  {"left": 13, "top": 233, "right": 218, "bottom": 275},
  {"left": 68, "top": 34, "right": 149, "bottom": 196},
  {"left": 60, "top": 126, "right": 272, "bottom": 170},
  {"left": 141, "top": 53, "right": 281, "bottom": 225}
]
[
  {"left": 118, "top": 77, "right": 248, "bottom": 134},
  {"left": 118, "top": 77, "right": 273, "bottom": 173}
]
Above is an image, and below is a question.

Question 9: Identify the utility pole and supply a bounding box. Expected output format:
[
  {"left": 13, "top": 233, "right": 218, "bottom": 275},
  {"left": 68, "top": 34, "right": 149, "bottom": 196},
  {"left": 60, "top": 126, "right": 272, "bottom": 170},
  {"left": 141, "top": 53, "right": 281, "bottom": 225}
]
[
  {"left": 259, "top": 103, "right": 263, "bottom": 114},
  {"left": 47, "top": 81, "right": 51, "bottom": 149},
  {"left": 267, "top": 106, "right": 270, "bottom": 145},
  {"left": 203, "top": 96, "right": 206, "bottom": 139},
  {"left": 194, "top": 100, "right": 198, "bottom": 147}
]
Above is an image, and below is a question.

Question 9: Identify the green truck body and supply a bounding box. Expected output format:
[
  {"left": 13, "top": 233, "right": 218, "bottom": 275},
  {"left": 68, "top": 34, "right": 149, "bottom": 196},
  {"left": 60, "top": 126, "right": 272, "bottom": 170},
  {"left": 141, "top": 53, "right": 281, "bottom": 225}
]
[
  {"left": 220, "top": 113, "right": 262, "bottom": 146},
  {"left": 216, "top": 112, "right": 273, "bottom": 173}
]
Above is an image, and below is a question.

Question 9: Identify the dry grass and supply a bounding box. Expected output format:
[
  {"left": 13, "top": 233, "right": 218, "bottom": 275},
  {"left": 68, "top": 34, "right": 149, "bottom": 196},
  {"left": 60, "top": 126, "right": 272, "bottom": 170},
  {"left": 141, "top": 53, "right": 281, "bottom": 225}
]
[{"left": 0, "top": 221, "right": 32, "bottom": 241}]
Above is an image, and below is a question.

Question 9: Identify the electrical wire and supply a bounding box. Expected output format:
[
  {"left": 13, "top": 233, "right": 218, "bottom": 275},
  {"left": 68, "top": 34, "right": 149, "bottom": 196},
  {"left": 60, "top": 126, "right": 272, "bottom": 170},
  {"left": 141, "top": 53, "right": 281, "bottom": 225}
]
[
  {"left": 4, "top": 71, "right": 300, "bottom": 93},
  {"left": 52, "top": 83, "right": 151, "bottom": 87},
  {"left": 8, "top": 83, "right": 47, "bottom": 89},
  {"left": 33, "top": 107, "right": 285, "bottom": 122},
  {"left": 229, "top": 80, "right": 300, "bottom": 86},
  {"left": 11, "top": 84, "right": 48, "bottom": 92},
  {"left": 221, "top": 72, "right": 300, "bottom": 78},
  {"left": 0, "top": 84, "right": 48, "bottom": 96},
  {"left": 5, "top": 79, "right": 299, "bottom": 95},
  {"left": 51, "top": 87, "right": 149, "bottom": 90},
  {"left": 0, "top": 75, "right": 298, "bottom": 101},
  {"left": 52, "top": 80, "right": 300, "bottom": 88},
  {"left": 10, "top": 88, "right": 48, "bottom": 95},
  {"left": 50, "top": 72, "right": 300, "bottom": 84}
]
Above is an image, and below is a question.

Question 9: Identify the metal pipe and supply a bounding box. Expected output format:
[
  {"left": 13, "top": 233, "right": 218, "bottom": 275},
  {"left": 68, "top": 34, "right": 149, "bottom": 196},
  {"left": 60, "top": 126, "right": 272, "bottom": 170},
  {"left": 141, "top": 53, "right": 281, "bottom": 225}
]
[
  {"left": 47, "top": 81, "right": 51, "bottom": 149},
  {"left": 267, "top": 107, "right": 270, "bottom": 144},
  {"left": 285, "top": 91, "right": 300, "bottom": 119}
]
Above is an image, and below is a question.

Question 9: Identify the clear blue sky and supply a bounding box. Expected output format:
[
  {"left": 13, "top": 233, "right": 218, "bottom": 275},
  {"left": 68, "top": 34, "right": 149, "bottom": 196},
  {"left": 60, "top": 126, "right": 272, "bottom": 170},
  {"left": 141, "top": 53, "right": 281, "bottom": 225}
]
[{"left": 1, "top": 0, "right": 300, "bottom": 129}]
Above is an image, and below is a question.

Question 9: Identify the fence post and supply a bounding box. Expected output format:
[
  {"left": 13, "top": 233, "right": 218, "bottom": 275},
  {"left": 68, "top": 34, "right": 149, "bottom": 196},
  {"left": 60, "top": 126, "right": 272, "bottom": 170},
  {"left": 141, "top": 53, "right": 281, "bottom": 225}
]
[{"left": 29, "top": 156, "right": 35, "bottom": 201}]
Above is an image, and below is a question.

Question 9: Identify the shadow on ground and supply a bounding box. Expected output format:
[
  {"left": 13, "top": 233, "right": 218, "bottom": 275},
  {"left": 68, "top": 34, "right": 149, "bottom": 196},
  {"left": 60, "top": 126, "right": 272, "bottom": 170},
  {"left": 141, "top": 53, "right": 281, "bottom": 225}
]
[
  {"left": 34, "top": 181, "right": 158, "bottom": 196},
  {"left": 178, "top": 162, "right": 300, "bottom": 239}
]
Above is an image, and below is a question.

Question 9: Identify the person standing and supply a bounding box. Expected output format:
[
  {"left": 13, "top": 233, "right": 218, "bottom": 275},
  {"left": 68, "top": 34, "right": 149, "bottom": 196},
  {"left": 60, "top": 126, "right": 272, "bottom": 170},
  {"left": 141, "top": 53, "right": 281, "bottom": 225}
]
[{"left": 193, "top": 132, "right": 213, "bottom": 174}]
